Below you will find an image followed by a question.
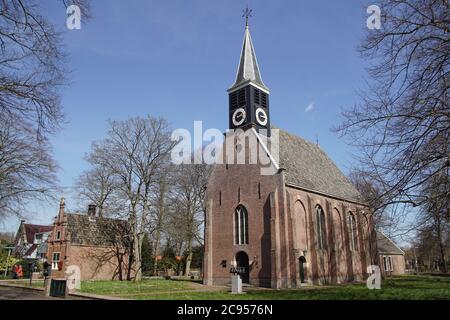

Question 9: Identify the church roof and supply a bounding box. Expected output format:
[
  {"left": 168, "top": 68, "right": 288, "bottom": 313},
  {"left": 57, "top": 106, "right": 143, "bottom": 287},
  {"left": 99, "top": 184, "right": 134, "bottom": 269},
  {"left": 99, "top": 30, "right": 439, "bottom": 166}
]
[
  {"left": 229, "top": 25, "right": 269, "bottom": 92},
  {"left": 278, "top": 129, "right": 364, "bottom": 204},
  {"left": 376, "top": 231, "right": 405, "bottom": 255}
]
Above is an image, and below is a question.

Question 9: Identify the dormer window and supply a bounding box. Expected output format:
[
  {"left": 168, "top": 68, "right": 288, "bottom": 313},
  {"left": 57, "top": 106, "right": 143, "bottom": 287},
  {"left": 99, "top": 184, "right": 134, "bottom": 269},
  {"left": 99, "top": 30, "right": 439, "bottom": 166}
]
[{"left": 34, "top": 233, "right": 43, "bottom": 244}]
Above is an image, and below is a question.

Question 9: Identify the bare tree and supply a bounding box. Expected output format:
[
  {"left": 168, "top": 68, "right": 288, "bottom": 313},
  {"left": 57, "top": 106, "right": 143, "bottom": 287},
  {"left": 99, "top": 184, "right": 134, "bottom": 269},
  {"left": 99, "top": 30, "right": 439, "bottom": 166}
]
[
  {"left": 348, "top": 169, "right": 387, "bottom": 228},
  {"left": 0, "top": 0, "right": 90, "bottom": 137},
  {"left": 169, "top": 162, "right": 210, "bottom": 276},
  {"left": 415, "top": 171, "right": 449, "bottom": 272},
  {"left": 0, "top": 120, "right": 57, "bottom": 219},
  {"left": 75, "top": 155, "right": 117, "bottom": 218},
  {"left": 150, "top": 167, "right": 172, "bottom": 275},
  {"left": 86, "top": 216, "right": 133, "bottom": 281},
  {"left": 83, "top": 116, "right": 174, "bottom": 281},
  {"left": 0, "top": 0, "right": 91, "bottom": 220},
  {"left": 0, "top": 232, "right": 15, "bottom": 243},
  {"left": 335, "top": 0, "right": 449, "bottom": 234}
]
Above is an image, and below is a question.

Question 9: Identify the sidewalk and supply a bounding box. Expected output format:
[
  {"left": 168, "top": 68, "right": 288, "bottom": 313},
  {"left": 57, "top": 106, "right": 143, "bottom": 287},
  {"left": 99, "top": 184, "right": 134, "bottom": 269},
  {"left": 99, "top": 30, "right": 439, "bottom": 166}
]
[
  {"left": 0, "top": 286, "right": 62, "bottom": 300},
  {"left": 0, "top": 280, "right": 123, "bottom": 300}
]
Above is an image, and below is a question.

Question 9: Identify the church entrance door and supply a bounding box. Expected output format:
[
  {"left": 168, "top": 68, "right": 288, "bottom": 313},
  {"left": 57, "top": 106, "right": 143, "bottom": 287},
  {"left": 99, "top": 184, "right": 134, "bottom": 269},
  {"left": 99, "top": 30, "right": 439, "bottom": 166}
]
[
  {"left": 299, "top": 256, "right": 306, "bottom": 283},
  {"left": 236, "top": 251, "right": 250, "bottom": 284}
]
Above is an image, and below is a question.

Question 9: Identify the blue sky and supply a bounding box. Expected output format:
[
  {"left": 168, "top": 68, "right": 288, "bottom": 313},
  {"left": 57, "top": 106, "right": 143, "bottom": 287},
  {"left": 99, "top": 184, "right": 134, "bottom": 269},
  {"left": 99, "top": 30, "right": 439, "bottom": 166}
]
[{"left": 1, "top": 0, "right": 374, "bottom": 232}]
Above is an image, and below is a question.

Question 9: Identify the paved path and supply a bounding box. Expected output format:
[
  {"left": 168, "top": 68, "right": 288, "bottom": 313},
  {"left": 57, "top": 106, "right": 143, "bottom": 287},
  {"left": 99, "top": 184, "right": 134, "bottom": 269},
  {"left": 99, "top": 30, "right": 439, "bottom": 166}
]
[
  {"left": 0, "top": 286, "right": 94, "bottom": 300},
  {"left": 0, "top": 286, "right": 61, "bottom": 300}
]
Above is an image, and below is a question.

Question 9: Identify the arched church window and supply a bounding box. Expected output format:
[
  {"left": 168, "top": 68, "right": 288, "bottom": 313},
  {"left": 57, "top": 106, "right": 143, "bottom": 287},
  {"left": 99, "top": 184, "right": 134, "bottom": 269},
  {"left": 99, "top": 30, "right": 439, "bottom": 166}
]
[
  {"left": 347, "top": 212, "right": 358, "bottom": 251},
  {"left": 315, "top": 205, "right": 326, "bottom": 250},
  {"left": 235, "top": 205, "right": 248, "bottom": 245}
]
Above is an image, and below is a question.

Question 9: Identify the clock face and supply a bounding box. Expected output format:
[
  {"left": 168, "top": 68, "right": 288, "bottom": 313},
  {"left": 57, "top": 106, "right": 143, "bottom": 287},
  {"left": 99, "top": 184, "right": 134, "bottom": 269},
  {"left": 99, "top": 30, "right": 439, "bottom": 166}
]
[
  {"left": 255, "top": 108, "right": 268, "bottom": 126},
  {"left": 232, "top": 108, "right": 246, "bottom": 126}
]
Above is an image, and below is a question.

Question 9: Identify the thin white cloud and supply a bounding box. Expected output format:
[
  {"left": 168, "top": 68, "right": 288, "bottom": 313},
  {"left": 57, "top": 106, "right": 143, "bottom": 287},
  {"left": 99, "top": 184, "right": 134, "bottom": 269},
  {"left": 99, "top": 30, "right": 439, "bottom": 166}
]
[{"left": 305, "top": 102, "right": 315, "bottom": 112}]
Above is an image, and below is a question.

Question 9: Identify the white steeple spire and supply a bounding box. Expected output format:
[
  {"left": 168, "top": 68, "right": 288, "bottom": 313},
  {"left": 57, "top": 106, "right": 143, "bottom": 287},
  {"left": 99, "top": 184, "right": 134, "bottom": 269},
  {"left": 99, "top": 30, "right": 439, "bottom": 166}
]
[{"left": 229, "top": 21, "right": 269, "bottom": 93}]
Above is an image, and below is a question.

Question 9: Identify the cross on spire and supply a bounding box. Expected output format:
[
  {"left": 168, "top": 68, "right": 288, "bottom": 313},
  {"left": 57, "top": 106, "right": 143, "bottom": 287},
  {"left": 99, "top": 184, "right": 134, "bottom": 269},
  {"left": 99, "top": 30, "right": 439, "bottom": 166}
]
[{"left": 242, "top": 5, "right": 252, "bottom": 27}]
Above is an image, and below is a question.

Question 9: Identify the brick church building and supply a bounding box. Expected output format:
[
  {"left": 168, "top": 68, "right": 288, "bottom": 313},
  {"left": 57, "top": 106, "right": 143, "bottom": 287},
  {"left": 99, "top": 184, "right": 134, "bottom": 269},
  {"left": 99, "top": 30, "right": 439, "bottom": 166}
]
[{"left": 203, "top": 19, "right": 377, "bottom": 288}]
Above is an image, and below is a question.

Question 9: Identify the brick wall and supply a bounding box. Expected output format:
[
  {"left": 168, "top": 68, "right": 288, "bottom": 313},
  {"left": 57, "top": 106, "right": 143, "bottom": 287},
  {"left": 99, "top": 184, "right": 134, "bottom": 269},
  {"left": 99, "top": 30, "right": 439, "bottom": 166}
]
[
  {"left": 47, "top": 200, "right": 133, "bottom": 281},
  {"left": 204, "top": 159, "right": 375, "bottom": 288}
]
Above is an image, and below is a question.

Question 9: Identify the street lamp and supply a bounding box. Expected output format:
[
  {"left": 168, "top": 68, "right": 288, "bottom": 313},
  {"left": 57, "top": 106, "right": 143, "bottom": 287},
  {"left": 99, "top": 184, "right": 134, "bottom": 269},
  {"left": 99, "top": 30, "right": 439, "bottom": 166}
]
[{"left": 4, "top": 246, "right": 14, "bottom": 278}]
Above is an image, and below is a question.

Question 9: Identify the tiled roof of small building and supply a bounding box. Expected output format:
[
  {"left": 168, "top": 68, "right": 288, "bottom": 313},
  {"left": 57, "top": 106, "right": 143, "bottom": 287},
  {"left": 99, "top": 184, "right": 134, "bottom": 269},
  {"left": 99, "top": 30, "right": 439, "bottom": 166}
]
[
  {"left": 65, "top": 213, "right": 129, "bottom": 246},
  {"left": 24, "top": 224, "right": 53, "bottom": 243},
  {"left": 24, "top": 244, "right": 37, "bottom": 256},
  {"left": 376, "top": 231, "right": 404, "bottom": 255},
  {"left": 278, "top": 129, "right": 364, "bottom": 203}
]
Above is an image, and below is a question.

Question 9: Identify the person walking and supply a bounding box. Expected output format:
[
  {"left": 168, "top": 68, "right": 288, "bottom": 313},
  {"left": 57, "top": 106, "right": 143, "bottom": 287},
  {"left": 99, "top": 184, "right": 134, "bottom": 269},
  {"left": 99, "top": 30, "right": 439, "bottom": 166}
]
[
  {"left": 16, "top": 264, "right": 23, "bottom": 279},
  {"left": 12, "top": 264, "right": 19, "bottom": 279}
]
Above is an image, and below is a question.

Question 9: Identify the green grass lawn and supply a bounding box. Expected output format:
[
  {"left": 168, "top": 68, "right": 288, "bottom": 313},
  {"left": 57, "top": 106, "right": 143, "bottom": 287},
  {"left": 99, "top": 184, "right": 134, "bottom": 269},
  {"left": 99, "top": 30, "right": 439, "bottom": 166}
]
[
  {"left": 80, "top": 278, "right": 192, "bottom": 295},
  {"left": 77, "top": 275, "right": 450, "bottom": 300}
]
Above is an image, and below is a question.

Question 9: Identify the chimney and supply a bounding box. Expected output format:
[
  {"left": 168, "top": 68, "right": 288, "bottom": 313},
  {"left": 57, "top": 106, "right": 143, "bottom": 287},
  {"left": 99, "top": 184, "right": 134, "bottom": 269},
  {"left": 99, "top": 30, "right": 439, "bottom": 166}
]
[{"left": 87, "top": 204, "right": 97, "bottom": 217}]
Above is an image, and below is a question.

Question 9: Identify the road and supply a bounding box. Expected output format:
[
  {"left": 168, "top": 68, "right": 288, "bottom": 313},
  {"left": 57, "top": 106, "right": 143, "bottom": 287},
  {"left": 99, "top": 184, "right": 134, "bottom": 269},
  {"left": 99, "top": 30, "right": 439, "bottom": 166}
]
[{"left": 0, "top": 286, "right": 74, "bottom": 300}]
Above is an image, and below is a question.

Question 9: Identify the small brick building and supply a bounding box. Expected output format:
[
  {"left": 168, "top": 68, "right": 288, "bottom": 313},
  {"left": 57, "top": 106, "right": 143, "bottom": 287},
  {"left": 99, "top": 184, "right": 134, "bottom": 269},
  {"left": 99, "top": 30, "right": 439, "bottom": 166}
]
[
  {"left": 376, "top": 231, "right": 405, "bottom": 276},
  {"left": 203, "top": 21, "right": 377, "bottom": 288},
  {"left": 47, "top": 199, "right": 133, "bottom": 281}
]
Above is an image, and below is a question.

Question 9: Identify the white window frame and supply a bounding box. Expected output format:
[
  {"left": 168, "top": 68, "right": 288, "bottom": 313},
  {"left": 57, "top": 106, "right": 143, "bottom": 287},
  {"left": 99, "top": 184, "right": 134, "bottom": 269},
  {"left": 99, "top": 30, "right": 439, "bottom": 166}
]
[
  {"left": 348, "top": 213, "right": 357, "bottom": 251},
  {"left": 235, "top": 206, "right": 248, "bottom": 245},
  {"left": 387, "top": 256, "right": 393, "bottom": 271},
  {"left": 52, "top": 252, "right": 60, "bottom": 270},
  {"left": 34, "top": 233, "right": 43, "bottom": 244},
  {"left": 383, "top": 255, "right": 393, "bottom": 271},
  {"left": 316, "top": 206, "right": 326, "bottom": 250}
]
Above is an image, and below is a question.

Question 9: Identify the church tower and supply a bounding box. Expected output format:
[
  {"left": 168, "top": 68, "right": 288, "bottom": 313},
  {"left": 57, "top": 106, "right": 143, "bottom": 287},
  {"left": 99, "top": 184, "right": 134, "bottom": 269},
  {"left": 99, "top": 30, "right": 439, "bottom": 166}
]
[{"left": 228, "top": 17, "right": 271, "bottom": 136}]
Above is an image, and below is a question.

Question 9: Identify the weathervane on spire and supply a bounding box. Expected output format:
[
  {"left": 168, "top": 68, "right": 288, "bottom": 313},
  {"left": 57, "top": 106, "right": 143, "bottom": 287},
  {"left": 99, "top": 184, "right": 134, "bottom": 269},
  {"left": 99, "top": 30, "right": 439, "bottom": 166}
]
[{"left": 242, "top": 5, "right": 252, "bottom": 27}]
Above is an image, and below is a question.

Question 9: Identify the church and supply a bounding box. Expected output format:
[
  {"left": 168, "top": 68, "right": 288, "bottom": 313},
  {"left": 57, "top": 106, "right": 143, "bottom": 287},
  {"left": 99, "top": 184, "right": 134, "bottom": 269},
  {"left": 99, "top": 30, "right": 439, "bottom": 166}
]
[{"left": 203, "top": 17, "right": 377, "bottom": 288}]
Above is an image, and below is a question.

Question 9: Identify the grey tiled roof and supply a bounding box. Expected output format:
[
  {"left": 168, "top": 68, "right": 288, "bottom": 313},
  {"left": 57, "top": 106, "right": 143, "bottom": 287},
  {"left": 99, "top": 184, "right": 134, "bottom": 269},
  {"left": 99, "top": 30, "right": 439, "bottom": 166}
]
[
  {"left": 229, "top": 26, "right": 268, "bottom": 92},
  {"left": 278, "top": 129, "right": 363, "bottom": 203},
  {"left": 66, "top": 213, "right": 129, "bottom": 246},
  {"left": 376, "top": 231, "right": 404, "bottom": 255}
]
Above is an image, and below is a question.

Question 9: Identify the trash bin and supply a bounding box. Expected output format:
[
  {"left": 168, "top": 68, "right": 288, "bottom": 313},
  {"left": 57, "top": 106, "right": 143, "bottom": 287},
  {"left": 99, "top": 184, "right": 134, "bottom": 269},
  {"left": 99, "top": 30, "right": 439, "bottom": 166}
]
[{"left": 49, "top": 279, "right": 67, "bottom": 298}]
